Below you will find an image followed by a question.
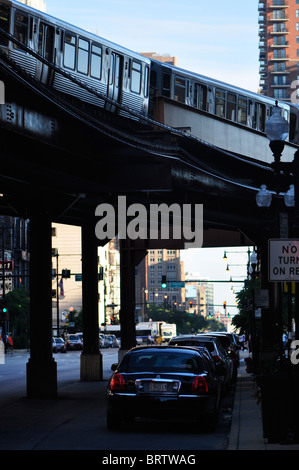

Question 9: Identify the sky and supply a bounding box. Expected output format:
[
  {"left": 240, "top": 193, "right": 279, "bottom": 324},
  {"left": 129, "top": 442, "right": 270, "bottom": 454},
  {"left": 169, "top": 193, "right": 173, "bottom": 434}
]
[
  {"left": 46, "top": 0, "right": 260, "bottom": 92},
  {"left": 45, "top": 0, "right": 260, "bottom": 323}
]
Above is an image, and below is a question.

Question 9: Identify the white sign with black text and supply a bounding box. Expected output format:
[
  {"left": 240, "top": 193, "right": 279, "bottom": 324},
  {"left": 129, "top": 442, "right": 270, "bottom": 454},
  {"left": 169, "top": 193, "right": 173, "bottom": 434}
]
[{"left": 269, "top": 239, "right": 299, "bottom": 281}]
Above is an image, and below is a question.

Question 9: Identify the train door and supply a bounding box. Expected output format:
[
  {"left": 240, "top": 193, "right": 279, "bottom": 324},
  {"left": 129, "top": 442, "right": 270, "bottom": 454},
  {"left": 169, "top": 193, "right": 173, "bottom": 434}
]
[
  {"left": 106, "top": 52, "right": 122, "bottom": 112},
  {"left": 37, "top": 22, "right": 55, "bottom": 85}
]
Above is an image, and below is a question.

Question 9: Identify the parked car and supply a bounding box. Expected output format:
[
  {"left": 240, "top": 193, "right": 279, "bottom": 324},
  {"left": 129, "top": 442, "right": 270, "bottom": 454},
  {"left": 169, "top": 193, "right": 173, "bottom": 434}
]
[
  {"left": 53, "top": 337, "right": 67, "bottom": 353},
  {"left": 65, "top": 334, "right": 83, "bottom": 350},
  {"left": 205, "top": 332, "right": 240, "bottom": 382},
  {"left": 168, "top": 335, "right": 233, "bottom": 392},
  {"left": 208, "top": 332, "right": 241, "bottom": 364},
  {"left": 52, "top": 337, "right": 57, "bottom": 353},
  {"left": 99, "top": 334, "right": 109, "bottom": 348},
  {"left": 107, "top": 334, "right": 119, "bottom": 348},
  {"left": 76, "top": 332, "right": 83, "bottom": 343},
  {"left": 106, "top": 345, "right": 221, "bottom": 431}
]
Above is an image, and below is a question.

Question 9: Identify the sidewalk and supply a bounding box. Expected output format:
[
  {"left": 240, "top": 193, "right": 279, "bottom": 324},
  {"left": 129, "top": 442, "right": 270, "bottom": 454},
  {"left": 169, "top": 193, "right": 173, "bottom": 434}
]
[{"left": 228, "top": 351, "right": 299, "bottom": 450}]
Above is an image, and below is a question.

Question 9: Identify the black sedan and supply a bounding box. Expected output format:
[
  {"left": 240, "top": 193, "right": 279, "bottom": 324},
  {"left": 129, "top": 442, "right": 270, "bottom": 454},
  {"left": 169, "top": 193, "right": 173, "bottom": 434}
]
[{"left": 106, "top": 346, "right": 221, "bottom": 431}]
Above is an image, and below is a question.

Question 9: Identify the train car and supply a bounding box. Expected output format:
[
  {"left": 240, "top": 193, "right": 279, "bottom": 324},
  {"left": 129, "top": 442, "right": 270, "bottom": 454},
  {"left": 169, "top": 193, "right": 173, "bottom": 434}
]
[
  {"left": 149, "top": 59, "right": 299, "bottom": 164},
  {"left": 0, "top": 0, "right": 298, "bottom": 166},
  {"left": 0, "top": 0, "right": 151, "bottom": 118}
]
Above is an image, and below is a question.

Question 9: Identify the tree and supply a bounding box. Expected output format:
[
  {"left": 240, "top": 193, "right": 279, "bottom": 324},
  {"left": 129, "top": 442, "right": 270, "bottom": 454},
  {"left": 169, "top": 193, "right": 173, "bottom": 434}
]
[
  {"left": 147, "top": 304, "right": 225, "bottom": 334},
  {"left": 5, "top": 288, "right": 30, "bottom": 348},
  {"left": 232, "top": 279, "right": 260, "bottom": 336}
]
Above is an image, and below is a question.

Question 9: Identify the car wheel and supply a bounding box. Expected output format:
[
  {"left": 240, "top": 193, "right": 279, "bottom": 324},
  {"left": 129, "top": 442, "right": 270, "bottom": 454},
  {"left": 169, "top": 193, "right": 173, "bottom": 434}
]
[{"left": 107, "top": 410, "right": 121, "bottom": 430}]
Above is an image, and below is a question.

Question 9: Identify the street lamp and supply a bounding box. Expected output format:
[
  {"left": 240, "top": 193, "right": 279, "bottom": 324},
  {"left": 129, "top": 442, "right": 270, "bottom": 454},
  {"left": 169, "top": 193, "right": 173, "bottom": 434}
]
[
  {"left": 256, "top": 102, "right": 290, "bottom": 207},
  {"left": 284, "top": 184, "right": 295, "bottom": 208},
  {"left": 265, "top": 102, "right": 289, "bottom": 163},
  {"left": 256, "top": 185, "right": 272, "bottom": 208}
]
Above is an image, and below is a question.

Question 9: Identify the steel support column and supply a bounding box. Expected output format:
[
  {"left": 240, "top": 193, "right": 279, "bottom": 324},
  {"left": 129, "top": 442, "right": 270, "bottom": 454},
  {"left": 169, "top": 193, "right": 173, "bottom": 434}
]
[
  {"left": 119, "top": 238, "right": 137, "bottom": 360},
  {"left": 80, "top": 222, "right": 102, "bottom": 381},
  {"left": 26, "top": 201, "right": 57, "bottom": 398},
  {"left": 118, "top": 239, "right": 148, "bottom": 362}
]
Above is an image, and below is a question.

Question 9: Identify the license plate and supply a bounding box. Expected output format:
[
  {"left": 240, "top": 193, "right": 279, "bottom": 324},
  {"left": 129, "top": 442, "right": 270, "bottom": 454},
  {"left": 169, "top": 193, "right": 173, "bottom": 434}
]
[{"left": 149, "top": 382, "right": 168, "bottom": 392}]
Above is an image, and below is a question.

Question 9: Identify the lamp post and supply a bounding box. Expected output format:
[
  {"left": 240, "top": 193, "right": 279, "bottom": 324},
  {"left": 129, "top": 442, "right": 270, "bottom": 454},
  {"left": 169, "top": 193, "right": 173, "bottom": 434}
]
[
  {"left": 256, "top": 103, "right": 291, "bottom": 351},
  {"left": 255, "top": 102, "right": 299, "bottom": 443}
]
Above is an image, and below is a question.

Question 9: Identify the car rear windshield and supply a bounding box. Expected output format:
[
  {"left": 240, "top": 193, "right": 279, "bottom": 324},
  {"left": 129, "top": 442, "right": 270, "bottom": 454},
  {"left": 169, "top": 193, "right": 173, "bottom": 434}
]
[{"left": 120, "top": 350, "right": 204, "bottom": 373}]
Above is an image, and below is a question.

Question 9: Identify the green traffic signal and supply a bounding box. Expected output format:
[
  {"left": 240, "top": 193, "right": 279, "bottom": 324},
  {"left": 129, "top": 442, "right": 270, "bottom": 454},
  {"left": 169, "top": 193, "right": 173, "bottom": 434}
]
[{"left": 161, "top": 275, "right": 167, "bottom": 288}]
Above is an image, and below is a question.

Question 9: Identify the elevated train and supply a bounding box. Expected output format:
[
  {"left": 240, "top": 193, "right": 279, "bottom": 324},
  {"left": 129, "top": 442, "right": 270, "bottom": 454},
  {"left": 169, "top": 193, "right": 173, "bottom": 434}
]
[{"left": 0, "top": 0, "right": 298, "bottom": 164}]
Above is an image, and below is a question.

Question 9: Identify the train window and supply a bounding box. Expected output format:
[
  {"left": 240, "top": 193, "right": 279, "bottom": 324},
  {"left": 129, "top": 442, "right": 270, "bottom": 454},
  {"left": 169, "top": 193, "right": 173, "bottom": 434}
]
[
  {"left": 259, "top": 104, "right": 265, "bottom": 132},
  {"left": 290, "top": 113, "right": 296, "bottom": 142},
  {"left": 226, "top": 93, "right": 236, "bottom": 121},
  {"left": 193, "top": 83, "right": 207, "bottom": 111},
  {"left": 64, "top": 32, "right": 76, "bottom": 70},
  {"left": 131, "top": 60, "right": 141, "bottom": 94},
  {"left": 38, "top": 23, "right": 54, "bottom": 62},
  {"left": 150, "top": 70, "right": 157, "bottom": 90},
  {"left": 144, "top": 65, "right": 149, "bottom": 98},
  {"left": 253, "top": 102, "right": 266, "bottom": 132},
  {"left": 0, "top": 4, "right": 9, "bottom": 46},
  {"left": 78, "top": 37, "right": 89, "bottom": 74},
  {"left": 237, "top": 96, "right": 247, "bottom": 125},
  {"left": 90, "top": 43, "right": 102, "bottom": 79},
  {"left": 162, "top": 72, "right": 170, "bottom": 97},
  {"left": 14, "top": 11, "right": 28, "bottom": 50},
  {"left": 215, "top": 89, "right": 225, "bottom": 118},
  {"left": 174, "top": 76, "right": 186, "bottom": 103}
]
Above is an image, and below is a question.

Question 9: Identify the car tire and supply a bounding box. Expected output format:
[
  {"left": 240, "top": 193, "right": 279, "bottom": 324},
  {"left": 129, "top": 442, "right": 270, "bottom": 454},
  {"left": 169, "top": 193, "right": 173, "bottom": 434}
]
[{"left": 107, "top": 410, "right": 121, "bottom": 430}]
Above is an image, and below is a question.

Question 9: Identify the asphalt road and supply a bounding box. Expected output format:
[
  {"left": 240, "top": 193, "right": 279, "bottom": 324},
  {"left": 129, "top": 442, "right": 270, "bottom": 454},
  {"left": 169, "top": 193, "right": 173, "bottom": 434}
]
[{"left": 0, "top": 349, "right": 235, "bottom": 451}]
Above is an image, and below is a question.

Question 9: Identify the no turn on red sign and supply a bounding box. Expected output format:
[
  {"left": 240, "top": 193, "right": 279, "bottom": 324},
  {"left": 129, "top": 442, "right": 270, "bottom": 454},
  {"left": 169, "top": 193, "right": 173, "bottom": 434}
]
[{"left": 269, "top": 239, "right": 299, "bottom": 281}]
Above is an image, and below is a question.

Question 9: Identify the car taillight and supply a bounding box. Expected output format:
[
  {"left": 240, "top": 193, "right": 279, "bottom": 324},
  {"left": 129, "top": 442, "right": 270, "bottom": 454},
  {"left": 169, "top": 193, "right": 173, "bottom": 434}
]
[
  {"left": 109, "top": 373, "right": 125, "bottom": 391},
  {"left": 213, "top": 354, "right": 222, "bottom": 363},
  {"left": 192, "top": 375, "right": 208, "bottom": 393}
]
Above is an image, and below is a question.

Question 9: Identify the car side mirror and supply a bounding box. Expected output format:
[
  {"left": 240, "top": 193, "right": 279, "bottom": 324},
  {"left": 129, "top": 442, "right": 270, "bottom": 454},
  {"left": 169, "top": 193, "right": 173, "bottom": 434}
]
[{"left": 111, "top": 363, "right": 118, "bottom": 371}]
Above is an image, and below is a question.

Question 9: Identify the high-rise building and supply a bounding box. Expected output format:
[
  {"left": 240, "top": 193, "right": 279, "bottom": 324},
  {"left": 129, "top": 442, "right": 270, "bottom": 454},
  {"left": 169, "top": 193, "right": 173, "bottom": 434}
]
[
  {"left": 140, "top": 52, "right": 177, "bottom": 66},
  {"left": 135, "top": 249, "right": 185, "bottom": 322},
  {"left": 258, "top": 0, "right": 299, "bottom": 101},
  {"left": 18, "top": 0, "right": 46, "bottom": 12}
]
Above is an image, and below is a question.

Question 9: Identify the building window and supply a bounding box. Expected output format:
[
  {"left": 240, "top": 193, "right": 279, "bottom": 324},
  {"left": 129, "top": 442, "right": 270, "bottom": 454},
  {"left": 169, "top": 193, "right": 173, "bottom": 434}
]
[
  {"left": 273, "top": 75, "right": 287, "bottom": 85},
  {"left": 274, "top": 62, "right": 286, "bottom": 72},
  {"left": 273, "top": 49, "right": 286, "bottom": 59},
  {"left": 274, "top": 89, "right": 287, "bottom": 99}
]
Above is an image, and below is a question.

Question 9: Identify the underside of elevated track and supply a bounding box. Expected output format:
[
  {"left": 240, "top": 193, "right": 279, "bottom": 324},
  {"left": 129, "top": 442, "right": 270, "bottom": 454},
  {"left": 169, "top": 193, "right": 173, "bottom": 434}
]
[{"left": 0, "top": 49, "right": 285, "bottom": 397}]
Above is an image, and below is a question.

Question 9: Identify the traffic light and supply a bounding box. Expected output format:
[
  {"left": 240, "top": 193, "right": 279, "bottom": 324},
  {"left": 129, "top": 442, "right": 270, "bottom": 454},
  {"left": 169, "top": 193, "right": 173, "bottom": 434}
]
[
  {"left": 189, "top": 301, "right": 193, "bottom": 307},
  {"left": 0, "top": 299, "right": 8, "bottom": 322},
  {"left": 223, "top": 301, "right": 227, "bottom": 316},
  {"left": 62, "top": 269, "right": 71, "bottom": 279},
  {"left": 161, "top": 275, "right": 167, "bottom": 288}
]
